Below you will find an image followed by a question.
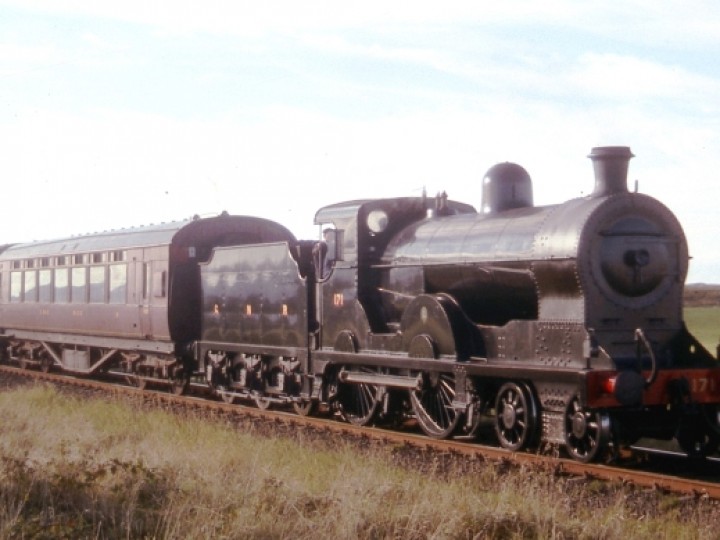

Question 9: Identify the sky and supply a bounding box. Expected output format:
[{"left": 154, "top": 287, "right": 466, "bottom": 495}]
[{"left": 1, "top": 1, "right": 719, "bottom": 283}]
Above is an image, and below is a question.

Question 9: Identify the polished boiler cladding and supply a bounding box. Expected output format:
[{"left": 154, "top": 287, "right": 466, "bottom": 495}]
[{"left": 0, "top": 146, "right": 718, "bottom": 463}]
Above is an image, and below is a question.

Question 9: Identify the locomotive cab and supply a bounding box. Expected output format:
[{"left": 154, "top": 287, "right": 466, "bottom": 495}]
[{"left": 313, "top": 196, "right": 475, "bottom": 351}]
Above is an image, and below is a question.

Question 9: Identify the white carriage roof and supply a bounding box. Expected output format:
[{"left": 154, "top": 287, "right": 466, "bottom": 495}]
[{"left": 0, "top": 219, "right": 194, "bottom": 260}]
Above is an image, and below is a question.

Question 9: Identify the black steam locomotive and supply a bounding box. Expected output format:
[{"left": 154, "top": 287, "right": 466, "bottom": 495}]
[{"left": 1, "top": 146, "right": 718, "bottom": 462}]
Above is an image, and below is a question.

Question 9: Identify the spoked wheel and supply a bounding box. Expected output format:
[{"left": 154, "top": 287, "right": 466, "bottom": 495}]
[
  {"left": 410, "top": 371, "right": 462, "bottom": 439},
  {"left": 337, "top": 367, "right": 382, "bottom": 426},
  {"left": 494, "top": 382, "right": 538, "bottom": 452},
  {"left": 564, "top": 397, "right": 611, "bottom": 463}
]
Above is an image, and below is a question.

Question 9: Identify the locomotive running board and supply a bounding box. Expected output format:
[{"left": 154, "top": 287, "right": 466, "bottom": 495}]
[{"left": 315, "top": 349, "right": 586, "bottom": 384}]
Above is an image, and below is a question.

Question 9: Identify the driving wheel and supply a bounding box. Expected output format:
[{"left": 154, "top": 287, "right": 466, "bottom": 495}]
[
  {"left": 411, "top": 371, "right": 462, "bottom": 439},
  {"left": 337, "top": 366, "right": 382, "bottom": 426}
]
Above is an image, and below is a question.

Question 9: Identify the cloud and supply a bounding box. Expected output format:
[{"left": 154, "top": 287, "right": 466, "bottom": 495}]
[
  {"left": 1, "top": 1, "right": 719, "bottom": 283},
  {"left": 569, "top": 53, "right": 720, "bottom": 104},
  {"left": 0, "top": 42, "right": 62, "bottom": 76},
  {"left": 3, "top": 0, "right": 719, "bottom": 45}
]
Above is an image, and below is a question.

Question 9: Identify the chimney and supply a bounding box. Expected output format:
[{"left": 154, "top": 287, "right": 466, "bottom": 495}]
[{"left": 588, "top": 146, "right": 634, "bottom": 197}]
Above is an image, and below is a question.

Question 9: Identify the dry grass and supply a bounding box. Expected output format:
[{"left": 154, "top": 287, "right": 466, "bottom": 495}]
[{"left": 1, "top": 384, "right": 720, "bottom": 539}]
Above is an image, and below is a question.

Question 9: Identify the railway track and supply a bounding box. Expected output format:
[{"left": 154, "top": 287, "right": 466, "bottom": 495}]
[{"left": 2, "top": 364, "right": 720, "bottom": 500}]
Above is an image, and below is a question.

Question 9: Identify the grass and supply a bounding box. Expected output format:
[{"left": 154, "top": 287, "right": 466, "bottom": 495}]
[
  {"left": 684, "top": 306, "right": 720, "bottom": 354},
  {"left": 1, "top": 385, "right": 720, "bottom": 538}
]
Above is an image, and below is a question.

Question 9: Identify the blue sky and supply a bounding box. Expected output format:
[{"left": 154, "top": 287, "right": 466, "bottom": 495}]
[{"left": 1, "top": 1, "right": 719, "bottom": 282}]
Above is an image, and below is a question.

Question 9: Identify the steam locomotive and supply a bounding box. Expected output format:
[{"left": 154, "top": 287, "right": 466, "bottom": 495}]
[{"left": 1, "top": 146, "right": 718, "bottom": 462}]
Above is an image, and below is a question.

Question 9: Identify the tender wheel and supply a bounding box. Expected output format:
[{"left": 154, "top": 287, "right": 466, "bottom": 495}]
[
  {"left": 170, "top": 372, "right": 188, "bottom": 396},
  {"left": 410, "top": 371, "right": 462, "bottom": 439},
  {"left": 217, "top": 386, "right": 237, "bottom": 404},
  {"left": 216, "top": 365, "right": 241, "bottom": 404},
  {"left": 254, "top": 395, "right": 272, "bottom": 410},
  {"left": 564, "top": 398, "right": 611, "bottom": 463},
  {"left": 293, "top": 399, "right": 317, "bottom": 417},
  {"left": 494, "top": 382, "right": 538, "bottom": 452},
  {"left": 337, "top": 367, "right": 382, "bottom": 426}
]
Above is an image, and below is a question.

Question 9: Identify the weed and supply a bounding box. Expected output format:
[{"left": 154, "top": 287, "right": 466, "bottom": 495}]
[{"left": 1, "top": 385, "right": 720, "bottom": 538}]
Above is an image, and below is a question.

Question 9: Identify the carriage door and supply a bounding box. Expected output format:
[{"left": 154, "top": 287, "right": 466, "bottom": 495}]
[
  {"left": 139, "top": 250, "right": 170, "bottom": 339},
  {"left": 140, "top": 258, "right": 170, "bottom": 340},
  {"left": 138, "top": 258, "right": 154, "bottom": 338}
]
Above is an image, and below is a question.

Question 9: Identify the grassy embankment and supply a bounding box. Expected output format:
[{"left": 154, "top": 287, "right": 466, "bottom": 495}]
[
  {"left": 685, "top": 306, "right": 720, "bottom": 354},
  {"left": 1, "top": 385, "right": 720, "bottom": 539},
  {"left": 685, "top": 284, "right": 720, "bottom": 353}
]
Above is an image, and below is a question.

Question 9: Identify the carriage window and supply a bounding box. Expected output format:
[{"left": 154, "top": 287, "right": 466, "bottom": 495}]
[
  {"left": 24, "top": 271, "right": 37, "bottom": 302},
  {"left": 71, "top": 267, "right": 87, "bottom": 303},
  {"left": 92, "top": 253, "right": 105, "bottom": 264},
  {"left": 10, "top": 272, "right": 22, "bottom": 303},
  {"left": 143, "top": 263, "right": 150, "bottom": 300},
  {"left": 89, "top": 266, "right": 106, "bottom": 303},
  {"left": 109, "top": 264, "right": 127, "bottom": 304},
  {"left": 153, "top": 270, "right": 167, "bottom": 298},
  {"left": 38, "top": 269, "right": 52, "bottom": 302},
  {"left": 55, "top": 268, "right": 69, "bottom": 303},
  {"left": 111, "top": 250, "right": 126, "bottom": 262}
]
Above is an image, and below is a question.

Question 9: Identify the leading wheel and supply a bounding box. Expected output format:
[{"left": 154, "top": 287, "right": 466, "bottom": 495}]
[
  {"left": 337, "top": 367, "right": 382, "bottom": 426},
  {"left": 494, "top": 382, "right": 538, "bottom": 452},
  {"left": 564, "top": 398, "right": 611, "bottom": 463},
  {"left": 410, "top": 371, "right": 462, "bottom": 439}
]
